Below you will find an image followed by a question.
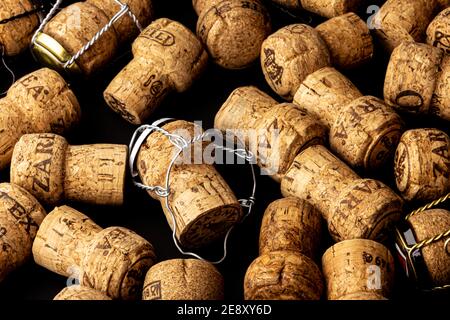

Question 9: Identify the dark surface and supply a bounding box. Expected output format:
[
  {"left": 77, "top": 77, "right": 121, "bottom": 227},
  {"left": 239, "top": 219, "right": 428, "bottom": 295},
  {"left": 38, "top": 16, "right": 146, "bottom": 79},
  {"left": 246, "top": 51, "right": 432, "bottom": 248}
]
[{"left": 0, "top": 0, "right": 448, "bottom": 300}]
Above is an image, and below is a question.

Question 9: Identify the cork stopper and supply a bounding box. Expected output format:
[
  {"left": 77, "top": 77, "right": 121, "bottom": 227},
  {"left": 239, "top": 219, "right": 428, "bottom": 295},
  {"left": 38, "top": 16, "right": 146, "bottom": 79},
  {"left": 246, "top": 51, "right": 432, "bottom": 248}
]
[
  {"left": 0, "top": 68, "right": 81, "bottom": 170},
  {"left": 11, "top": 133, "right": 127, "bottom": 206},
  {"left": 295, "top": 67, "right": 404, "bottom": 170},
  {"left": 373, "top": 0, "right": 437, "bottom": 52},
  {"left": 137, "top": 120, "right": 242, "bottom": 248},
  {"left": 336, "top": 292, "right": 387, "bottom": 300},
  {"left": 281, "top": 145, "right": 403, "bottom": 242},
  {"left": 33, "top": 206, "right": 156, "bottom": 300},
  {"left": 299, "top": 0, "right": 362, "bottom": 19},
  {"left": 427, "top": 7, "right": 450, "bottom": 53},
  {"left": 259, "top": 197, "right": 322, "bottom": 259},
  {"left": 244, "top": 251, "right": 324, "bottom": 300},
  {"left": 322, "top": 239, "right": 395, "bottom": 300},
  {"left": 142, "top": 259, "right": 224, "bottom": 300},
  {"left": 0, "top": 183, "right": 46, "bottom": 282},
  {"left": 384, "top": 41, "right": 449, "bottom": 120},
  {"left": 54, "top": 285, "right": 112, "bottom": 300},
  {"left": 394, "top": 129, "right": 450, "bottom": 202},
  {"left": 195, "top": 0, "right": 271, "bottom": 69},
  {"left": 104, "top": 18, "right": 208, "bottom": 124},
  {"left": 408, "top": 209, "right": 450, "bottom": 287},
  {"left": 0, "top": 0, "right": 39, "bottom": 56}
]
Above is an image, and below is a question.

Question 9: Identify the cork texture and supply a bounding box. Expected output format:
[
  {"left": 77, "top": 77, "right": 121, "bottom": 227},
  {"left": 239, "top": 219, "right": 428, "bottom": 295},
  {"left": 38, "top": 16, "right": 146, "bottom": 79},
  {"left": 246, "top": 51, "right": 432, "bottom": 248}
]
[
  {"left": 244, "top": 251, "right": 324, "bottom": 300},
  {"left": 137, "top": 120, "right": 242, "bottom": 248},
  {"left": 0, "top": 68, "right": 80, "bottom": 170},
  {"left": 281, "top": 145, "right": 403, "bottom": 242},
  {"left": 0, "top": 183, "right": 46, "bottom": 282},
  {"left": 0, "top": 0, "right": 39, "bottom": 56},
  {"left": 143, "top": 259, "right": 224, "bottom": 300},
  {"left": 409, "top": 209, "right": 450, "bottom": 287},
  {"left": 427, "top": 7, "right": 450, "bottom": 54},
  {"left": 337, "top": 292, "right": 387, "bottom": 300},
  {"left": 104, "top": 18, "right": 208, "bottom": 124},
  {"left": 395, "top": 129, "right": 450, "bottom": 202},
  {"left": 195, "top": 0, "right": 271, "bottom": 69},
  {"left": 432, "top": 54, "right": 450, "bottom": 121},
  {"left": 322, "top": 239, "right": 395, "bottom": 300},
  {"left": 11, "top": 133, "right": 127, "bottom": 206},
  {"left": 54, "top": 285, "right": 112, "bottom": 300},
  {"left": 270, "top": 0, "right": 362, "bottom": 19}
]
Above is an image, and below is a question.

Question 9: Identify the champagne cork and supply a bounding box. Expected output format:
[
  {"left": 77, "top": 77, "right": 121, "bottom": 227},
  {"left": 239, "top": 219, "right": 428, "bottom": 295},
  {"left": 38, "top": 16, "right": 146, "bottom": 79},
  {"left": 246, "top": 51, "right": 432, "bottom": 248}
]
[
  {"left": 336, "top": 292, "right": 387, "bottom": 300},
  {"left": 259, "top": 197, "right": 322, "bottom": 258},
  {"left": 136, "top": 120, "right": 242, "bottom": 248},
  {"left": 0, "top": 0, "right": 39, "bottom": 56},
  {"left": 215, "top": 86, "right": 327, "bottom": 181},
  {"left": 11, "top": 133, "right": 127, "bottom": 206},
  {"left": 0, "top": 183, "right": 46, "bottom": 282},
  {"left": 295, "top": 67, "right": 404, "bottom": 170},
  {"left": 32, "top": 0, "right": 153, "bottom": 75},
  {"left": 269, "top": 0, "right": 363, "bottom": 19},
  {"left": 394, "top": 129, "right": 450, "bottom": 202},
  {"left": 244, "top": 251, "right": 324, "bottom": 300},
  {"left": 281, "top": 145, "right": 404, "bottom": 242},
  {"left": 0, "top": 68, "right": 81, "bottom": 170},
  {"left": 194, "top": 0, "right": 271, "bottom": 69},
  {"left": 54, "top": 285, "right": 112, "bottom": 300},
  {"left": 384, "top": 41, "right": 450, "bottom": 121},
  {"left": 373, "top": 0, "right": 439, "bottom": 53},
  {"left": 33, "top": 206, "right": 157, "bottom": 300},
  {"left": 261, "top": 13, "right": 372, "bottom": 100},
  {"left": 142, "top": 259, "right": 224, "bottom": 300},
  {"left": 322, "top": 239, "right": 395, "bottom": 300},
  {"left": 427, "top": 7, "right": 450, "bottom": 54},
  {"left": 104, "top": 18, "right": 208, "bottom": 124}
]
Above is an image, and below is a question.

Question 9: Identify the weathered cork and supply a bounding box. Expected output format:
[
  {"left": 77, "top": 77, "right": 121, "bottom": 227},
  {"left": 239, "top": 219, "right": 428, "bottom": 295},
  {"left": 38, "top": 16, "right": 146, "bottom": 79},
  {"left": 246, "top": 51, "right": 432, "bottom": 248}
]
[
  {"left": 54, "top": 285, "right": 112, "bottom": 300},
  {"left": 194, "top": 0, "right": 271, "bottom": 69},
  {"left": 143, "top": 259, "right": 224, "bottom": 300},
  {"left": 0, "top": 68, "right": 81, "bottom": 170},
  {"left": 11, "top": 133, "right": 127, "bottom": 206},
  {"left": 427, "top": 7, "right": 450, "bottom": 54},
  {"left": 0, "top": 183, "right": 46, "bottom": 282},
  {"left": 270, "top": 0, "right": 363, "bottom": 19},
  {"left": 394, "top": 129, "right": 450, "bottom": 202},
  {"left": 0, "top": 0, "right": 39, "bottom": 56},
  {"left": 259, "top": 197, "right": 322, "bottom": 259},
  {"left": 32, "top": 206, "right": 156, "bottom": 300},
  {"left": 322, "top": 239, "right": 395, "bottom": 300},
  {"left": 295, "top": 67, "right": 403, "bottom": 170},
  {"left": 104, "top": 18, "right": 208, "bottom": 124},
  {"left": 384, "top": 41, "right": 450, "bottom": 121},
  {"left": 137, "top": 120, "right": 242, "bottom": 249},
  {"left": 244, "top": 251, "right": 324, "bottom": 300},
  {"left": 408, "top": 209, "right": 450, "bottom": 288},
  {"left": 281, "top": 145, "right": 404, "bottom": 242}
]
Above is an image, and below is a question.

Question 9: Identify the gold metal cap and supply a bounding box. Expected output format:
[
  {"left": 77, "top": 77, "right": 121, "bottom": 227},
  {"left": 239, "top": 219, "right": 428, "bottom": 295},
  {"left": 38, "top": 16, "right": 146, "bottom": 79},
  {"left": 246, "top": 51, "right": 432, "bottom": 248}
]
[{"left": 31, "top": 32, "right": 82, "bottom": 75}]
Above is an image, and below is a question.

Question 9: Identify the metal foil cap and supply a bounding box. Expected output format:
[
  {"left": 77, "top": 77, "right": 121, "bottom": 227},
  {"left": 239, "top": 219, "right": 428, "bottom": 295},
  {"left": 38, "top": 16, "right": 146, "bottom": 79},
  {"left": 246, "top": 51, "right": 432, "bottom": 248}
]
[{"left": 31, "top": 32, "right": 81, "bottom": 75}]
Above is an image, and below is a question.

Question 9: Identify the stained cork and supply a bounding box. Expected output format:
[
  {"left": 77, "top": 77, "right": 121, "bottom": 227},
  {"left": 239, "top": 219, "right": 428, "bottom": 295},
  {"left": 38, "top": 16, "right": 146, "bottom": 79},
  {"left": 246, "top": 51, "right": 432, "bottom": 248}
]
[
  {"left": 270, "top": 0, "right": 362, "bottom": 19},
  {"left": 142, "top": 259, "right": 224, "bottom": 300},
  {"left": 0, "top": 0, "right": 39, "bottom": 56},
  {"left": 137, "top": 120, "right": 242, "bottom": 249},
  {"left": 373, "top": 0, "right": 437, "bottom": 52},
  {"left": 261, "top": 13, "right": 372, "bottom": 100},
  {"left": 194, "top": 0, "right": 271, "bottom": 69},
  {"left": 54, "top": 285, "right": 112, "bottom": 300},
  {"left": 281, "top": 145, "right": 404, "bottom": 242},
  {"left": 32, "top": 206, "right": 156, "bottom": 300},
  {"left": 427, "top": 7, "right": 450, "bottom": 54},
  {"left": 259, "top": 197, "right": 322, "bottom": 259},
  {"left": 215, "top": 86, "right": 327, "bottom": 181},
  {"left": 322, "top": 239, "right": 395, "bottom": 300},
  {"left": 0, "top": 68, "right": 81, "bottom": 170},
  {"left": 394, "top": 129, "right": 450, "bottom": 202},
  {"left": 244, "top": 251, "right": 324, "bottom": 300},
  {"left": 36, "top": 0, "right": 153, "bottom": 75},
  {"left": 11, "top": 133, "right": 127, "bottom": 206},
  {"left": 295, "top": 67, "right": 403, "bottom": 170},
  {"left": 384, "top": 41, "right": 450, "bottom": 121},
  {"left": 0, "top": 183, "right": 46, "bottom": 282},
  {"left": 104, "top": 18, "right": 208, "bottom": 124}
]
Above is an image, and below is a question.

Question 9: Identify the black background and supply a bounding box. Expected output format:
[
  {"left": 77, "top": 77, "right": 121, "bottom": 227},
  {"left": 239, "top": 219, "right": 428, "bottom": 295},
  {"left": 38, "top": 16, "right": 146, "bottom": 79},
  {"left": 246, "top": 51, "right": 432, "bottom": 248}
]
[{"left": 0, "top": 0, "right": 449, "bottom": 301}]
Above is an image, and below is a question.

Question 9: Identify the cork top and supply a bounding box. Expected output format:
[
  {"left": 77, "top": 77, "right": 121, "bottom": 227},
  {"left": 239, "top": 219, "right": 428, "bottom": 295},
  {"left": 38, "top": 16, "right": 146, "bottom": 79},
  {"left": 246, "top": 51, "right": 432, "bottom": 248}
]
[{"left": 427, "top": 7, "right": 450, "bottom": 54}]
